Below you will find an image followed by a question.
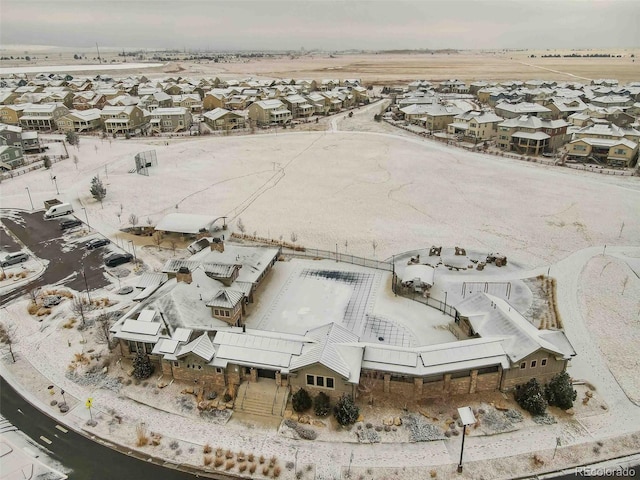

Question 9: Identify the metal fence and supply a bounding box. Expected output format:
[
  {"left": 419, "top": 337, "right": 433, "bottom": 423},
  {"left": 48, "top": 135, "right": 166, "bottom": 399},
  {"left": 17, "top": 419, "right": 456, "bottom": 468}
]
[
  {"left": 393, "top": 279, "right": 459, "bottom": 319},
  {"left": 1, "top": 154, "right": 68, "bottom": 181},
  {"left": 283, "top": 247, "right": 394, "bottom": 272}
]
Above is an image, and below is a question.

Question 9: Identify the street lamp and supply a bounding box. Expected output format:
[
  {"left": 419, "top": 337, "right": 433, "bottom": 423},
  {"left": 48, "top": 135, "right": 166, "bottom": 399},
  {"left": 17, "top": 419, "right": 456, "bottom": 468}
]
[
  {"left": 52, "top": 176, "right": 59, "bottom": 195},
  {"left": 81, "top": 207, "right": 90, "bottom": 228},
  {"left": 81, "top": 265, "right": 92, "bottom": 305},
  {"left": 25, "top": 187, "right": 34, "bottom": 210},
  {"left": 457, "top": 406, "right": 477, "bottom": 473},
  {"left": 128, "top": 240, "right": 137, "bottom": 264}
]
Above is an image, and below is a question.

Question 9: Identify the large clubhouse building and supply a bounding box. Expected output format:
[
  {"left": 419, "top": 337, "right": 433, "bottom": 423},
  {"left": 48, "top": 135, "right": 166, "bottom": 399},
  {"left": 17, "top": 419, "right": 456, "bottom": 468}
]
[{"left": 111, "top": 239, "right": 575, "bottom": 413}]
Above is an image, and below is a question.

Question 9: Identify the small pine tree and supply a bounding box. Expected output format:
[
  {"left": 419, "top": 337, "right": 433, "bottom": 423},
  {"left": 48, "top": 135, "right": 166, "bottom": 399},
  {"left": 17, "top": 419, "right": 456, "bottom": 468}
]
[
  {"left": 90, "top": 175, "right": 106, "bottom": 203},
  {"left": 133, "top": 351, "right": 154, "bottom": 379},
  {"left": 545, "top": 372, "right": 577, "bottom": 410},
  {"left": 292, "top": 388, "right": 312, "bottom": 413},
  {"left": 334, "top": 394, "right": 359, "bottom": 426},
  {"left": 313, "top": 392, "right": 331, "bottom": 417},
  {"left": 66, "top": 131, "right": 79, "bottom": 146},
  {"left": 42, "top": 155, "right": 52, "bottom": 169},
  {"left": 515, "top": 378, "right": 547, "bottom": 416}
]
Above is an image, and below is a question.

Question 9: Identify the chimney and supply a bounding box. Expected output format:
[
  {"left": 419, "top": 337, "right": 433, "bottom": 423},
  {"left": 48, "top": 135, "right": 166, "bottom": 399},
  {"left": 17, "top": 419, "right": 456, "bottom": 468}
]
[
  {"left": 176, "top": 266, "right": 192, "bottom": 284},
  {"left": 210, "top": 237, "right": 224, "bottom": 253}
]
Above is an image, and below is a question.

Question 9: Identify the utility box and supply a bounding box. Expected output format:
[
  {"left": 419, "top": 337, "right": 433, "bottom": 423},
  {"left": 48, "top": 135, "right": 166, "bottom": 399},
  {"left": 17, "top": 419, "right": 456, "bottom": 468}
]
[{"left": 44, "top": 199, "right": 62, "bottom": 209}]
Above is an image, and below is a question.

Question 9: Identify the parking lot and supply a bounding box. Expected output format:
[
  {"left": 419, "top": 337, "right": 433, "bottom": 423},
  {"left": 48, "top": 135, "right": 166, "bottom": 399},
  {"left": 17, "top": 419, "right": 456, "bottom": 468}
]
[{"left": 0, "top": 210, "right": 121, "bottom": 304}]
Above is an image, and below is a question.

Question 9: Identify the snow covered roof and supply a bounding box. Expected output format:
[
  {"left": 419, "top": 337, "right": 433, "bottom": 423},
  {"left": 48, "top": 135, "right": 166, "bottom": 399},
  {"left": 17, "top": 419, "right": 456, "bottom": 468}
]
[
  {"left": 155, "top": 213, "right": 217, "bottom": 234},
  {"left": 496, "top": 102, "right": 551, "bottom": 114},
  {"left": 511, "top": 131, "right": 550, "bottom": 141},
  {"left": 176, "top": 332, "right": 216, "bottom": 361},
  {"left": 206, "top": 288, "right": 244, "bottom": 308},
  {"left": 194, "top": 244, "right": 280, "bottom": 284},
  {"left": 571, "top": 137, "right": 637, "bottom": 149},
  {"left": 290, "top": 323, "right": 361, "bottom": 380},
  {"left": 455, "top": 293, "right": 575, "bottom": 363},
  {"left": 203, "top": 108, "right": 243, "bottom": 122},
  {"left": 401, "top": 264, "right": 435, "bottom": 287},
  {"left": 361, "top": 337, "right": 510, "bottom": 376}
]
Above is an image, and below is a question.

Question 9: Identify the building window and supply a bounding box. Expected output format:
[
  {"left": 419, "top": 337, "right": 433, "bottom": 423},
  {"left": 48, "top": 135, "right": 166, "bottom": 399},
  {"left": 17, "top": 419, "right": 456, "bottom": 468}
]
[
  {"left": 614, "top": 149, "right": 626, "bottom": 155},
  {"left": 541, "top": 358, "right": 547, "bottom": 367},
  {"left": 216, "top": 367, "right": 224, "bottom": 374},
  {"left": 520, "top": 362, "right": 526, "bottom": 369},
  {"left": 173, "top": 361, "right": 179, "bottom": 367},
  {"left": 214, "top": 309, "right": 219, "bottom": 316},
  {"left": 306, "top": 374, "right": 335, "bottom": 389},
  {"left": 531, "top": 360, "right": 537, "bottom": 368},
  {"left": 225, "top": 311, "right": 230, "bottom": 317}
]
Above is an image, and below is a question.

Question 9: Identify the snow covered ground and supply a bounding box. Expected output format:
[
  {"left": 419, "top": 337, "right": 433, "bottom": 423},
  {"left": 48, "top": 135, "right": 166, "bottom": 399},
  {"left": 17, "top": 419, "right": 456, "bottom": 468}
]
[{"left": 1, "top": 114, "right": 640, "bottom": 479}]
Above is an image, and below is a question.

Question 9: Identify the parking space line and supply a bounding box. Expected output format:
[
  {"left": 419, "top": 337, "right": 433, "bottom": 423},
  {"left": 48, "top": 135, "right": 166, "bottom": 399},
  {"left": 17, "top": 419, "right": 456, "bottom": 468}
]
[
  {"left": 39, "top": 435, "right": 52, "bottom": 445},
  {"left": 55, "top": 424, "right": 68, "bottom": 433}
]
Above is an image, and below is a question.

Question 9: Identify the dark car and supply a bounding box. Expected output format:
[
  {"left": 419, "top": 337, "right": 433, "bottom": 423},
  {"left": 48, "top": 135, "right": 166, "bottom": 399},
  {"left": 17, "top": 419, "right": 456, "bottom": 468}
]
[
  {"left": 104, "top": 253, "right": 133, "bottom": 267},
  {"left": 60, "top": 218, "right": 82, "bottom": 230},
  {"left": 1, "top": 251, "right": 29, "bottom": 267},
  {"left": 86, "top": 238, "right": 111, "bottom": 250}
]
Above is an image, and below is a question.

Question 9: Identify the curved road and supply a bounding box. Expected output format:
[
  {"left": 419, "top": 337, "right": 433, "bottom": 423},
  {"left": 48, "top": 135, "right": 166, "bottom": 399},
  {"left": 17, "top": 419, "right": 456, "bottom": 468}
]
[{"left": 0, "top": 376, "right": 215, "bottom": 480}]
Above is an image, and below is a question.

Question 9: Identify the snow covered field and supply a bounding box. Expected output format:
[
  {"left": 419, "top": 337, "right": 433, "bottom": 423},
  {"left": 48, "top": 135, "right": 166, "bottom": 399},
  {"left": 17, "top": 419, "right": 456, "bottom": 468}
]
[{"left": 1, "top": 120, "right": 640, "bottom": 478}]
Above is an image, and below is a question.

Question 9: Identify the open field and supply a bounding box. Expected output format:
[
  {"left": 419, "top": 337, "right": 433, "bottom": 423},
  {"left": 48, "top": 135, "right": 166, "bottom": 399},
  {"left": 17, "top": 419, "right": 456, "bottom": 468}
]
[{"left": 1, "top": 47, "right": 638, "bottom": 83}]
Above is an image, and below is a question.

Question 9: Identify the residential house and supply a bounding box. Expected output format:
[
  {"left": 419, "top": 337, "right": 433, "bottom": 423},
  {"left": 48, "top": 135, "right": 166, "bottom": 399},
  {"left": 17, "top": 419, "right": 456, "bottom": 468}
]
[
  {"left": 140, "top": 91, "right": 173, "bottom": 112},
  {"left": 203, "top": 92, "right": 228, "bottom": 111},
  {"left": 282, "top": 94, "right": 314, "bottom": 119},
  {"left": 72, "top": 91, "right": 107, "bottom": 111},
  {"left": 0, "top": 124, "right": 40, "bottom": 153},
  {"left": 100, "top": 105, "right": 147, "bottom": 135},
  {"left": 495, "top": 101, "right": 553, "bottom": 119},
  {"left": 447, "top": 111, "right": 504, "bottom": 140},
  {"left": 56, "top": 109, "right": 103, "bottom": 133},
  {"left": 567, "top": 138, "right": 638, "bottom": 167},
  {"left": 421, "top": 105, "right": 464, "bottom": 132},
  {"left": 171, "top": 93, "right": 202, "bottom": 113},
  {"left": 19, "top": 103, "right": 69, "bottom": 131},
  {"left": 248, "top": 99, "right": 292, "bottom": 126},
  {"left": 203, "top": 108, "right": 246, "bottom": 131},
  {"left": 497, "top": 115, "right": 570, "bottom": 155},
  {"left": 150, "top": 107, "right": 192, "bottom": 133},
  {"left": 306, "top": 93, "right": 330, "bottom": 115},
  {"left": 590, "top": 95, "right": 634, "bottom": 109},
  {"left": 0, "top": 145, "right": 24, "bottom": 170},
  {"left": 546, "top": 98, "right": 588, "bottom": 119}
]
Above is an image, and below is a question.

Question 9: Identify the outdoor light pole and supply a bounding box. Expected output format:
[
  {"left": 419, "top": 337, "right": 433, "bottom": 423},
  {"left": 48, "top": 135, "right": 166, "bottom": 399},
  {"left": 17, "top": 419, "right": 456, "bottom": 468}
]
[
  {"left": 129, "top": 241, "right": 137, "bottom": 264},
  {"left": 81, "top": 207, "right": 90, "bottom": 228},
  {"left": 457, "top": 406, "right": 477, "bottom": 473},
  {"left": 52, "top": 176, "right": 59, "bottom": 195},
  {"left": 81, "top": 265, "right": 92, "bottom": 305},
  {"left": 25, "top": 187, "right": 34, "bottom": 210}
]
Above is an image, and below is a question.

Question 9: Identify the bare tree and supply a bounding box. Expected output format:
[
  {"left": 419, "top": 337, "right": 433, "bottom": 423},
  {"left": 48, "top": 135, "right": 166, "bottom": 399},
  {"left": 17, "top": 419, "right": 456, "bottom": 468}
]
[
  {"left": 290, "top": 231, "right": 298, "bottom": 243},
  {"left": 129, "top": 213, "right": 139, "bottom": 232},
  {"left": 152, "top": 231, "right": 164, "bottom": 249},
  {"left": 73, "top": 154, "right": 79, "bottom": 170},
  {"left": 372, "top": 239, "right": 378, "bottom": 257},
  {"left": 236, "top": 218, "right": 246, "bottom": 234},
  {"left": 70, "top": 295, "right": 89, "bottom": 327},
  {"left": 0, "top": 321, "right": 17, "bottom": 363},
  {"left": 169, "top": 238, "right": 178, "bottom": 256},
  {"left": 95, "top": 312, "right": 113, "bottom": 348}
]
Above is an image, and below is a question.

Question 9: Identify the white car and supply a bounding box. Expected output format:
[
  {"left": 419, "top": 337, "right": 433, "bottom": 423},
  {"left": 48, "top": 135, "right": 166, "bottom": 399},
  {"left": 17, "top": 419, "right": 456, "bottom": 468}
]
[{"left": 1, "top": 252, "right": 28, "bottom": 267}]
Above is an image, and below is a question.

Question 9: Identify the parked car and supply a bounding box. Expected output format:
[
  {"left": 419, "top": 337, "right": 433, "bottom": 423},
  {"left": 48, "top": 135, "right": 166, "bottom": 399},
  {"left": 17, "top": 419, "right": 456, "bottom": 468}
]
[
  {"left": 86, "top": 238, "right": 111, "bottom": 250},
  {"left": 60, "top": 218, "right": 83, "bottom": 230},
  {"left": 1, "top": 251, "right": 28, "bottom": 267},
  {"left": 104, "top": 253, "right": 133, "bottom": 267}
]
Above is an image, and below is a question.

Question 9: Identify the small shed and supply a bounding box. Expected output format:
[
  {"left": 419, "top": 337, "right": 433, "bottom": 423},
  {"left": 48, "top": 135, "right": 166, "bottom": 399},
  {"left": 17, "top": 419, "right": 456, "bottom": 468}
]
[{"left": 155, "top": 213, "right": 220, "bottom": 236}]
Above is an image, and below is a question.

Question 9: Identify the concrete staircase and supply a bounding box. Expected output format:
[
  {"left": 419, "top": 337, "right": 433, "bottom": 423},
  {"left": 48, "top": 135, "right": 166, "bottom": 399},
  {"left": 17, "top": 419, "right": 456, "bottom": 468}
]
[{"left": 235, "top": 382, "right": 290, "bottom": 418}]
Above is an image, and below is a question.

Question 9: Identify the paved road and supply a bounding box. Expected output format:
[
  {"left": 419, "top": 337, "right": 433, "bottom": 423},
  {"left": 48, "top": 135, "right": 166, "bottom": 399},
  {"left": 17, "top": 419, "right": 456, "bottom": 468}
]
[
  {"left": 0, "top": 376, "right": 213, "bottom": 480},
  {"left": 0, "top": 210, "right": 113, "bottom": 304}
]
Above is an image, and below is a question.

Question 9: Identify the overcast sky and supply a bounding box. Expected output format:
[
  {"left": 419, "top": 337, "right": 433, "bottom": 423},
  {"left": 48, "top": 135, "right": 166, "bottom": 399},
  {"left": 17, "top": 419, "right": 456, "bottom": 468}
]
[{"left": 1, "top": 0, "right": 639, "bottom": 52}]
